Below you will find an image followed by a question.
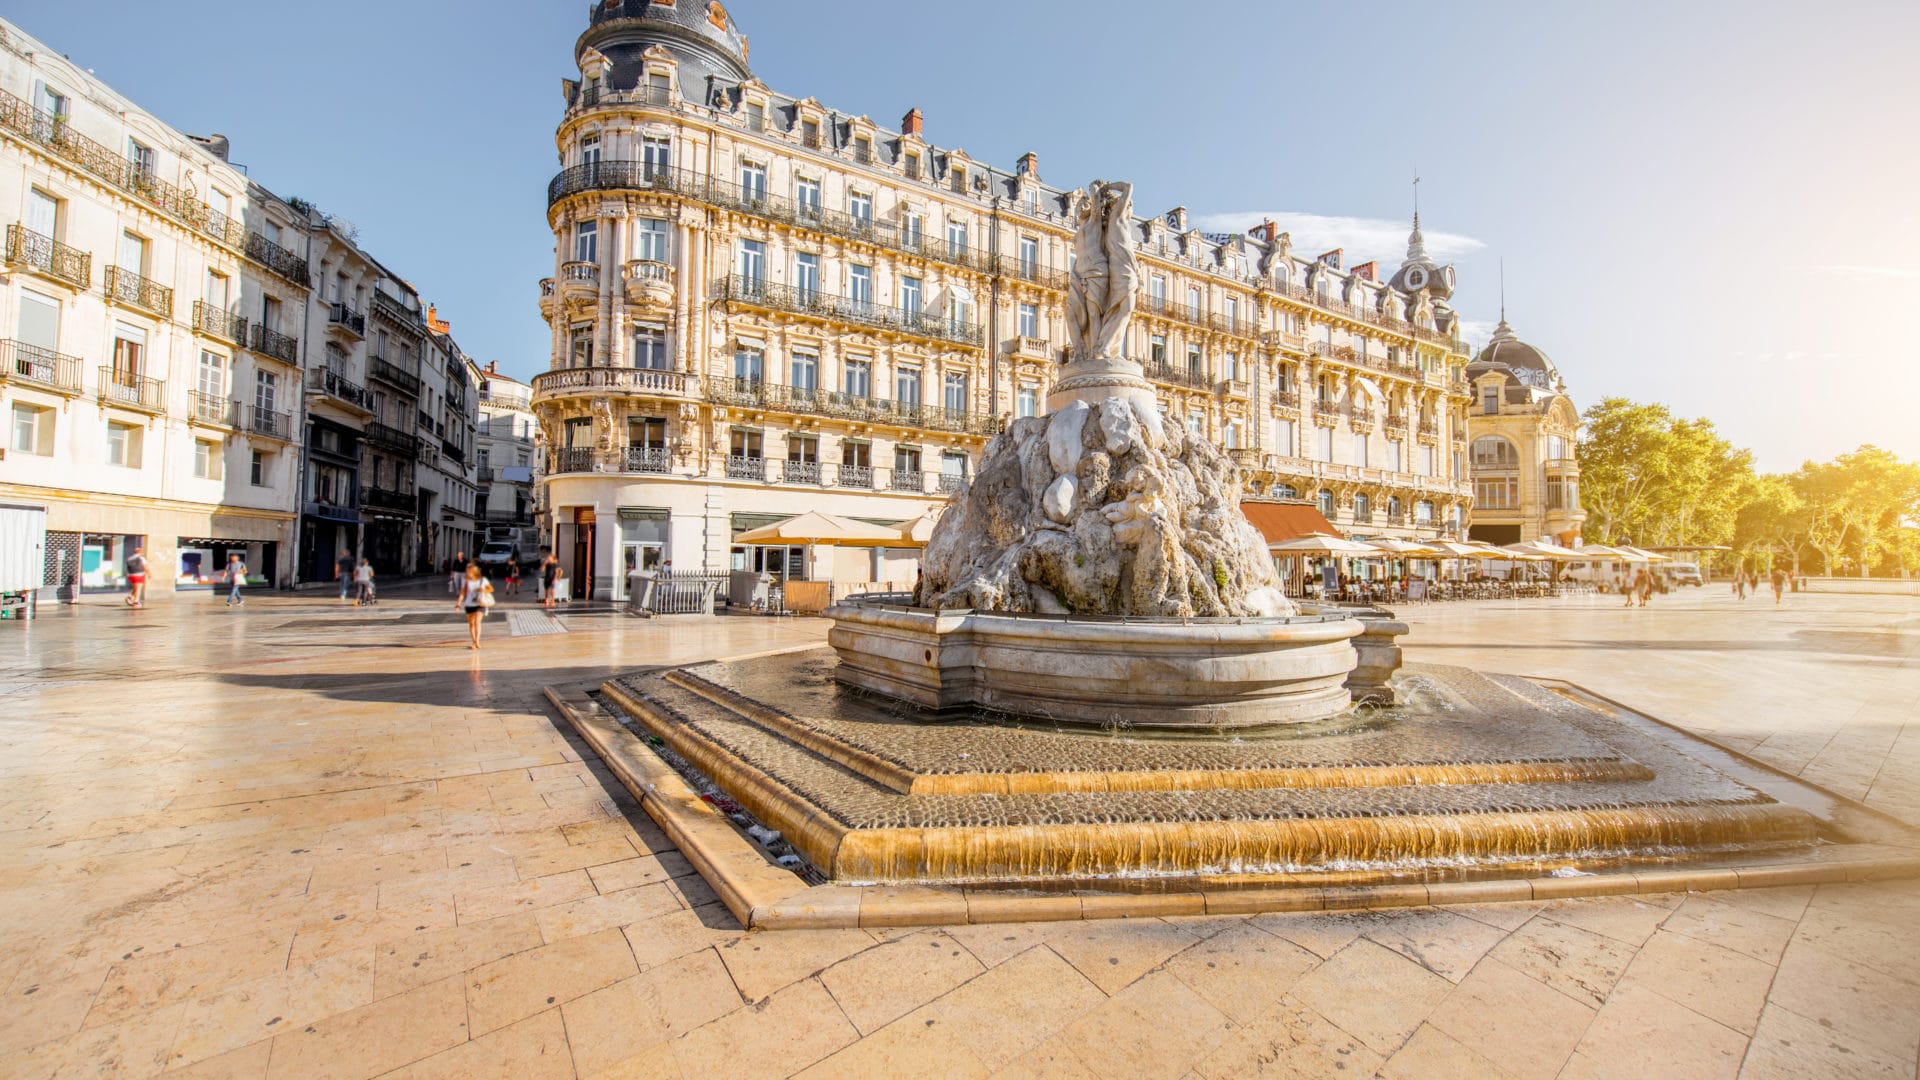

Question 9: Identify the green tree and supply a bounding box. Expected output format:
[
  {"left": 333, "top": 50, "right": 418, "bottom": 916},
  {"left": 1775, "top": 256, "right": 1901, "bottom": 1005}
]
[
  {"left": 1576, "top": 398, "right": 1757, "bottom": 548},
  {"left": 1732, "top": 474, "right": 1804, "bottom": 573},
  {"left": 1791, "top": 446, "right": 1920, "bottom": 576}
]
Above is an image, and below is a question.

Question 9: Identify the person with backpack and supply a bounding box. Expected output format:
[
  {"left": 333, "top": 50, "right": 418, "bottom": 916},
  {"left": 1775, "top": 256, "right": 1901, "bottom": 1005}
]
[{"left": 225, "top": 553, "right": 247, "bottom": 607}]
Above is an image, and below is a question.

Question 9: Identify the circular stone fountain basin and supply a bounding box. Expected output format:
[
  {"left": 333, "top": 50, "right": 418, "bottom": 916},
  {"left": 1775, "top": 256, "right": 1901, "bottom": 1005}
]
[{"left": 826, "top": 600, "right": 1365, "bottom": 732}]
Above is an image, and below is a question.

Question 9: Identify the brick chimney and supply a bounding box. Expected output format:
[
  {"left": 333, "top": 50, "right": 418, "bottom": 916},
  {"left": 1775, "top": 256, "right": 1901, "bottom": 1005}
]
[
  {"left": 1166, "top": 206, "right": 1187, "bottom": 231},
  {"left": 1253, "top": 219, "right": 1277, "bottom": 243},
  {"left": 1318, "top": 247, "right": 1343, "bottom": 269},
  {"left": 1351, "top": 260, "right": 1378, "bottom": 282},
  {"left": 1016, "top": 151, "right": 1038, "bottom": 177},
  {"left": 901, "top": 108, "right": 923, "bottom": 136},
  {"left": 486, "top": 360, "right": 499, "bottom": 374}
]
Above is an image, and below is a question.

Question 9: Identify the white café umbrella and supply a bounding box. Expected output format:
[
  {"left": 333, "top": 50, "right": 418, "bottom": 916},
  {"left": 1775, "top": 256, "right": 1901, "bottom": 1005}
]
[
  {"left": 732, "top": 511, "right": 904, "bottom": 546},
  {"left": 1503, "top": 540, "right": 1586, "bottom": 561},
  {"left": 1269, "top": 534, "right": 1383, "bottom": 556}
]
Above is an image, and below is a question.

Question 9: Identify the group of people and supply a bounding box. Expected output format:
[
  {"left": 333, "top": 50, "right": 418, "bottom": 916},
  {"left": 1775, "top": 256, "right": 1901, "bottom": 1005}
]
[
  {"left": 121, "top": 547, "right": 251, "bottom": 609},
  {"left": 334, "top": 550, "right": 378, "bottom": 606},
  {"left": 1733, "top": 566, "right": 1791, "bottom": 605}
]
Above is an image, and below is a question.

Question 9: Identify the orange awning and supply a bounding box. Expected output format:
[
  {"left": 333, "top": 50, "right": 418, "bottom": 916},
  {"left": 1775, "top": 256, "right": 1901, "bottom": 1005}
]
[{"left": 1240, "top": 502, "right": 1343, "bottom": 544}]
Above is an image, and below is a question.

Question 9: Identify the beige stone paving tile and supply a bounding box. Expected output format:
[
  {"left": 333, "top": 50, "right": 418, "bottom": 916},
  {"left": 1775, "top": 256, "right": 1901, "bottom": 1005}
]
[
  {"left": 1374, "top": 1022, "right": 1521, "bottom": 1080},
  {"left": 1189, "top": 994, "right": 1383, "bottom": 1079},
  {"left": 161, "top": 1037, "right": 272, "bottom": 1079},
  {"left": 558, "top": 818, "right": 638, "bottom": 848},
  {"left": 816, "top": 929, "right": 984, "bottom": 1035},
  {"left": 1531, "top": 895, "right": 1676, "bottom": 947},
  {"left": 1162, "top": 922, "right": 1320, "bottom": 1025},
  {"left": 285, "top": 895, "right": 459, "bottom": 969},
  {"left": 585, "top": 853, "right": 696, "bottom": 895},
  {"left": 1660, "top": 894, "right": 1799, "bottom": 964},
  {"left": 394, "top": 1008, "right": 576, "bottom": 1080},
  {"left": 1557, "top": 982, "right": 1747, "bottom": 1080},
  {"left": 372, "top": 912, "right": 545, "bottom": 999},
  {"left": 86, "top": 929, "right": 293, "bottom": 1029},
  {"left": 1484, "top": 914, "right": 1638, "bottom": 1009},
  {"left": 791, "top": 1005, "right": 990, "bottom": 1080},
  {"left": 514, "top": 837, "right": 640, "bottom": 881},
  {"left": 1761, "top": 939, "right": 1920, "bottom": 1062},
  {"left": 163, "top": 948, "right": 375, "bottom": 1072},
  {"left": 374, "top": 861, "right": 518, "bottom": 913},
  {"left": 1614, "top": 929, "right": 1777, "bottom": 1036},
  {"left": 302, "top": 847, "right": 448, "bottom": 894},
  {"left": 1043, "top": 916, "right": 1205, "bottom": 995},
  {"left": 261, "top": 973, "right": 468, "bottom": 1080},
  {"left": 1423, "top": 956, "right": 1595, "bottom": 1080},
  {"left": 671, "top": 976, "right": 860, "bottom": 1078},
  {"left": 1791, "top": 892, "right": 1920, "bottom": 983},
  {"left": 926, "top": 945, "right": 1107, "bottom": 1072},
  {"left": 1738, "top": 1002, "right": 1914, "bottom": 1080},
  {"left": 619, "top": 904, "right": 740, "bottom": 973},
  {"left": 15, "top": 997, "right": 182, "bottom": 1078},
  {"left": 990, "top": 1040, "right": 1101, "bottom": 1080},
  {"left": 713, "top": 926, "right": 877, "bottom": 1004},
  {"left": 541, "top": 789, "right": 618, "bottom": 817},
  {"left": 657, "top": 870, "right": 721, "bottom": 912},
  {"left": 534, "top": 883, "right": 683, "bottom": 944},
  {"left": 465, "top": 926, "right": 638, "bottom": 1037},
  {"left": 1709, "top": 884, "right": 1816, "bottom": 923},
  {"left": 558, "top": 949, "right": 742, "bottom": 1078},
  {"left": 454, "top": 870, "right": 597, "bottom": 924},
  {"left": 1357, "top": 906, "right": 1512, "bottom": 984},
  {"left": 1247, "top": 908, "right": 1381, "bottom": 959},
  {"left": 1049, "top": 968, "right": 1236, "bottom": 1079},
  {"left": 580, "top": 1039, "right": 681, "bottom": 1080},
  {"left": 1449, "top": 898, "right": 1547, "bottom": 932},
  {"left": 1287, "top": 938, "right": 1452, "bottom": 1055}
]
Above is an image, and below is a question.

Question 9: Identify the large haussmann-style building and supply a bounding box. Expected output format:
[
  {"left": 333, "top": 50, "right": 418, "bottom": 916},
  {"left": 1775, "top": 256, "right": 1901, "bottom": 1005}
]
[
  {"left": 1463, "top": 313, "right": 1585, "bottom": 546},
  {"left": 533, "top": 1, "right": 1494, "bottom": 600}
]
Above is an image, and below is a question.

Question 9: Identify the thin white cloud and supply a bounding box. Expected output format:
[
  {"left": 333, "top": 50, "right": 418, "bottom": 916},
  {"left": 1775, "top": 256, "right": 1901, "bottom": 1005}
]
[
  {"left": 1190, "top": 210, "right": 1485, "bottom": 266},
  {"left": 1813, "top": 264, "right": 1920, "bottom": 282},
  {"left": 1455, "top": 318, "right": 1499, "bottom": 346}
]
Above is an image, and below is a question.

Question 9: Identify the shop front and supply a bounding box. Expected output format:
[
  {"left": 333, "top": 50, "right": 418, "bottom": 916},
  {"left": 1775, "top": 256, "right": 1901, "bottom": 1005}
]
[{"left": 175, "top": 538, "right": 278, "bottom": 590}]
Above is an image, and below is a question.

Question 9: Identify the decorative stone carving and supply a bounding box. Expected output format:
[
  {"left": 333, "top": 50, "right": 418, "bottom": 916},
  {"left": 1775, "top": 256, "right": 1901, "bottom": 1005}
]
[{"left": 1064, "top": 180, "right": 1137, "bottom": 364}]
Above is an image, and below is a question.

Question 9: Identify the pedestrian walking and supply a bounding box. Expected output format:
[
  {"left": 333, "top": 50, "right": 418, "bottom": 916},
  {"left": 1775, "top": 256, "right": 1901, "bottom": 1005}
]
[
  {"left": 456, "top": 563, "right": 494, "bottom": 650},
  {"left": 224, "top": 553, "right": 247, "bottom": 607},
  {"left": 505, "top": 560, "right": 521, "bottom": 597},
  {"left": 1770, "top": 567, "right": 1787, "bottom": 605},
  {"left": 1631, "top": 568, "right": 1653, "bottom": 608},
  {"left": 124, "top": 546, "right": 148, "bottom": 608},
  {"left": 1733, "top": 570, "right": 1746, "bottom": 600},
  {"left": 449, "top": 552, "right": 465, "bottom": 595},
  {"left": 541, "top": 553, "right": 560, "bottom": 610},
  {"left": 335, "top": 549, "right": 355, "bottom": 602},
  {"left": 354, "top": 558, "right": 375, "bottom": 606}
]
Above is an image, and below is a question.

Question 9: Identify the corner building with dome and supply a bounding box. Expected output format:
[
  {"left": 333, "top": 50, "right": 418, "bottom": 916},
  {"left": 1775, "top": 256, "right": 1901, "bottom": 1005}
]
[
  {"left": 534, "top": 0, "right": 1480, "bottom": 599},
  {"left": 1462, "top": 315, "right": 1585, "bottom": 545}
]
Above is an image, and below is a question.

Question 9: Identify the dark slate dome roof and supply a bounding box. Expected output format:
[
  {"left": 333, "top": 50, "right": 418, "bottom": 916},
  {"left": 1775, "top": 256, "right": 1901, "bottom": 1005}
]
[
  {"left": 1469, "top": 317, "right": 1560, "bottom": 390},
  {"left": 581, "top": 0, "right": 751, "bottom": 83}
]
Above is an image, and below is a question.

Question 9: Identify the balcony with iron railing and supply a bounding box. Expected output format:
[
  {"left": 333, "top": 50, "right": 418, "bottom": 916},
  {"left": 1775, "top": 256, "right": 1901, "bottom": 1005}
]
[
  {"left": 714, "top": 275, "right": 984, "bottom": 348},
  {"left": 244, "top": 231, "right": 311, "bottom": 287},
  {"left": 1350, "top": 406, "right": 1377, "bottom": 429},
  {"left": 104, "top": 266, "right": 173, "bottom": 316},
  {"left": 191, "top": 300, "right": 247, "bottom": 342},
  {"left": 1142, "top": 358, "right": 1214, "bottom": 391},
  {"left": 704, "top": 376, "right": 999, "bottom": 437},
  {"left": 245, "top": 405, "right": 293, "bottom": 440},
  {"left": 368, "top": 354, "right": 421, "bottom": 396},
  {"left": 625, "top": 446, "right": 672, "bottom": 474},
  {"left": 0, "top": 341, "right": 83, "bottom": 394},
  {"left": 549, "top": 447, "right": 596, "bottom": 474},
  {"left": 5, "top": 225, "right": 90, "bottom": 289},
  {"left": 313, "top": 366, "right": 372, "bottom": 411},
  {"left": 781, "top": 459, "right": 822, "bottom": 485},
  {"left": 188, "top": 391, "right": 235, "bottom": 427},
  {"left": 1134, "top": 291, "right": 1260, "bottom": 339},
  {"left": 991, "top": 255, "right": 1068, "bottom": 292},
  {"left": 362, "top": 486, "right": 417, "bottom": 514},
  {"left": 938, "top": 472, "right": 968, "bottom": 495},
  {"left": 1384, "top": 414, "right": 1409, "bottom": 436},
  {"left": 249, "top": 324, "right": 299, "bottom": 366},
  {"left": 0, "top": 89, "right": 250, "bottom": 253},
  {"left": 891, "top": 469, "right": 928, "bottom": 492},
  {"left": 1352, "top": 508, "right": 1375, "bottom": 525},
  {"left": 1418, "top": 418, "right": 1440, "bottom": 438},
  {"left": 98, "top": 367, "right": 164, "bottom": 412},
  {"left": 839, "top": 463, "right": 873, "bottom": 489},
  {"left": 1272, "top": 388, "right": 1301, "bottom": 410},
  {"left": 442, "top": 437, "right": 465, "bottom": 465},
  {"left": 366, "top": 420, "right": 419, "bottom": 454},
  {"left": 725, "top": 454, "right": 765, "bottom": 481},
  {"left": 327, "top": 302, "right": 366, "bottom": 336}
]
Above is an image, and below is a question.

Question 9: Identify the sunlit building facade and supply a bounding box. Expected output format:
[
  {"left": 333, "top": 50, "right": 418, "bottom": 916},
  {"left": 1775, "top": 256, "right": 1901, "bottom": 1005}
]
[
  {"left": 1463, "top": 314, "right": 1585, "bottom": 545},
  {"left": 535, "top": 1, "right": 1478, "bottom": 598}
]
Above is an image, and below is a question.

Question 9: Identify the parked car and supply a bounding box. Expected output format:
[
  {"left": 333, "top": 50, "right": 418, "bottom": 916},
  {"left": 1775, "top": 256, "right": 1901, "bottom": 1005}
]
[
  {"left": 475, "top": 541, "right": 519, "bottom": 577},
  {"left": 1667, "top": 562, "right": 1704, "bottom": 587}
]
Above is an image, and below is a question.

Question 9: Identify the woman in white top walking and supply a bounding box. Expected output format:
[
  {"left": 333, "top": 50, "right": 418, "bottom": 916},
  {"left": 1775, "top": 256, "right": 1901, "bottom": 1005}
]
[{"left": 456, "top": 562, "right": 494, "bottom": 650}]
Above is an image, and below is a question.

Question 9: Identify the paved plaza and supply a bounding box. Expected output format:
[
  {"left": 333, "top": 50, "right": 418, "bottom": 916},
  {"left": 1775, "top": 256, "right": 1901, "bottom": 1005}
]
[{"left": 1, "top": 586, "right": 1917, "bottom": 1079}]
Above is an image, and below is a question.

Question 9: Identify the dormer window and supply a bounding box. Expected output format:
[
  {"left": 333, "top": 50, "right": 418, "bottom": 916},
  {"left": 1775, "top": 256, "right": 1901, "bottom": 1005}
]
[
  {"left": 800, "top": 118, "right": 820, "bottom": 149},
  {"left": 949, "top": 164, "right": 966, "bottom": 195},
  {"left": 645, "top": 71, "right": 672, "bottom": 103},
  {"left": 852, "top": 136, "right": 872, "bottom": 164},
  {"left": 1482, "top": 387, "right": 1499, "bottom": 415},
  {"left": 904, "top": 151, "right": 921, "bottom": 180},
  {"left": 744, "top": 101, "right": 765, "bottom": 133}
]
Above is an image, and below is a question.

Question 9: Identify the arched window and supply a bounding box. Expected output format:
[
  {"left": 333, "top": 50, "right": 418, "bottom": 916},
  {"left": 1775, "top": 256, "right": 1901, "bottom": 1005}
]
[
  {"left": 1471, "top": 435, "right": 1519, "bottom": 469},
  {"left": 1387, "top": 496, "right": 1402, "bottom": 518},
  {"left": 1353, "top": 494, "right": 1371, "bottom": 521},
  {"left": 1317, "top": 489, "right": 1335, "bottom": 516},
  {"left": 1273, "top": 483, "right": 1298, "bottom": 499}
]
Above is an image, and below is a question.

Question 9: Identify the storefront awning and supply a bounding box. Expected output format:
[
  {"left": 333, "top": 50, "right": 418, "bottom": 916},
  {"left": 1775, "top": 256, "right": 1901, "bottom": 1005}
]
[{"left": 1240, "top": 502, "right": 1342, "bottom": 544}]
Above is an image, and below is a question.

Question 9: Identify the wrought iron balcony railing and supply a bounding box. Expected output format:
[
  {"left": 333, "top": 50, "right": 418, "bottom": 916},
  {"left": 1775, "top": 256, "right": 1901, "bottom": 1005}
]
[
  {"left": 0, "top": 340, "right": 83, "bottom": 393},
  {"left": 990, "top": 255, "right": 1069, "bottom": 292},
  {"left": 839, "top": 463, "right": 873, "bottom": 489},
  {"left": 624, "top": 446, "right": 671, "bottom": 473},
  {"left": 189, "top": 391, "right": 235, "bottom": 426},
  {"left": 1272, "top": 388, "right": 1302, "bottom": 409},
  {"left": 249, "top": 324, "right": 299, "bottom": 366},
  {"left": 366, "top": 420, "right": 418, "bottom": 454},
  {"left": 938, "top": 473, "right": 968, "bottom": 495},
  {"left": 550, "top": 447, "right": 596, "bottom": 474},
  {"left": 368, "top": 354, "right": 421, "bottom": 396},
  {"left": 243, "top": 231, "right": 310, "bottom": 288},
  {"left": 104, "top": 266, "right": 172, "bottom": 316},
  {"left": 782, "top": 459, "right": 822, "bottom": 485},
  {"left": 98, "top": 367, "right": 164, "bottom": 411},
  {"left": 246, "top": 405, "right": 292, "bottom": 440},
  {"left": 531, "top": 365, "right": 697, "bottom": 401},
  {"left": 891, "top": 469, "right": 928, "bottom": 492},
  {"left": 5, "top": 225, "right": 90, "bottom": 289},
  {"left": 714, "top": 274, "right": 983, "bottom": 347},
  {"left": 1143, "top": 358, "right": 1214, "bottom": 391},
  {"left": 192, "top": 300, "right": 247, "bottom": 341},
  {"left": 327, "top": 303, "right": 366, "bottom": 335},
  {"left": 1134, "top": 291, "right": 1259, "bottom": 339},
  {"left": 725, "top": 454, "right": 765, "bottom": 481},
  {"left": 314, "top": 367, "right": 372, "bottom": 410},
  {"left": 362, "top": 486, "right": 417, "bottom": 513},
  {"left": 703, "top": 376, "right": 999, "bottom": 436}
]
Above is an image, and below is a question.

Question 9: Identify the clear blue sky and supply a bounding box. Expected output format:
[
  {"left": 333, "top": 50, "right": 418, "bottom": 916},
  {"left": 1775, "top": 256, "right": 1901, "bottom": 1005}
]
[{"left": 11, "top": 1, "right": 1917, "bottom": 472}]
